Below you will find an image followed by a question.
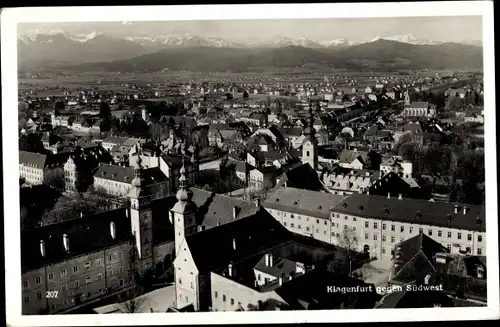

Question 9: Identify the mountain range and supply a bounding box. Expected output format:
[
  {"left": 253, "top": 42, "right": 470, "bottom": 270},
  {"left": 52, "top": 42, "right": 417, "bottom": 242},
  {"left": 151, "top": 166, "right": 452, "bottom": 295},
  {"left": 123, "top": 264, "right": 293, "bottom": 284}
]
[{"left": 17, "top": 30, "right": 483, "bottom": 72}]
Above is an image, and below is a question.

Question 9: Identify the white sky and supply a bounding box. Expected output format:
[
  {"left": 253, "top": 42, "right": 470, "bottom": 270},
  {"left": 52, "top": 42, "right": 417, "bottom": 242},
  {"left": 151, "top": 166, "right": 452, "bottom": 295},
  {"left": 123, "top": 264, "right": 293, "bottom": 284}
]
[{"left": 18, "top": 16, "right": 482, "bottom": 43}]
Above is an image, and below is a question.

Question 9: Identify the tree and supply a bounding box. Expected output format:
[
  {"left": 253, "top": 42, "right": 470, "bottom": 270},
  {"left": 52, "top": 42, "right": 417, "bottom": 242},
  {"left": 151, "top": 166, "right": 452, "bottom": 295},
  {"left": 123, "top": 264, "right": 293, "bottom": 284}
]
[
  {"left": 117, "top": 286, "right": 149, "bottom": 313},
  {"left": 398, "top": 141, "right": 419, "bottom": 163},
  {"left": 395, "top": 132, "right": 414, "bottom": 152},
  {"left": 43, "top": 169, "right": 65, "bottom": 190},
  {"left": 335, "top": 227, "right": 358, "bottom": 277},
  {"left": 99, "top": 102, "right": 111, "bottom": 119}
]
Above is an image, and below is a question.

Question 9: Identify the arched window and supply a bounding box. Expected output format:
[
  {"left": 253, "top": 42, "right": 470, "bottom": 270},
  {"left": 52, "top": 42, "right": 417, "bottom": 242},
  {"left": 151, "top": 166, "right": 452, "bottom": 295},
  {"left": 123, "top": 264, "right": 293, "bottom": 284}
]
[{"left": 306, "top": 151, "right": 310, "bottom": 157}]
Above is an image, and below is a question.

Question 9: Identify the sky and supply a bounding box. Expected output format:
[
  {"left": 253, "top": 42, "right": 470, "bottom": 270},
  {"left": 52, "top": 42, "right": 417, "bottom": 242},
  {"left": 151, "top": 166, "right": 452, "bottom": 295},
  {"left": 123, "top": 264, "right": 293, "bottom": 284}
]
[{"left": 18, "top": 16, "right": 483, "bottom": 43}]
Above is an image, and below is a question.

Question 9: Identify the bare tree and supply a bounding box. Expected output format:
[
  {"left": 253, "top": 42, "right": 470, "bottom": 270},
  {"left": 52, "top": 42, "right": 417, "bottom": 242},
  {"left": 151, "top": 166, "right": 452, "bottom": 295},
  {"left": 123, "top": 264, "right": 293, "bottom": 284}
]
[
  {"left": 118, "top": 286, "right": 149, "bottom": 313},
  {"left": 337, "top": 227, "right": 359, "bottom": 277}
]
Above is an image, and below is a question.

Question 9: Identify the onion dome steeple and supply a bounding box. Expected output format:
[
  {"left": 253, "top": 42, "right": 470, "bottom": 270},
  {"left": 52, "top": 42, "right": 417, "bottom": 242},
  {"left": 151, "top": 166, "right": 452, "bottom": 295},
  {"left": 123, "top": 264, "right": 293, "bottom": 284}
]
[
  {"left": 176, "top": 158, "right": 193, "bottom": 202},
  {"left": 303, "top": 99, "right": 317, "bottom": 142}
]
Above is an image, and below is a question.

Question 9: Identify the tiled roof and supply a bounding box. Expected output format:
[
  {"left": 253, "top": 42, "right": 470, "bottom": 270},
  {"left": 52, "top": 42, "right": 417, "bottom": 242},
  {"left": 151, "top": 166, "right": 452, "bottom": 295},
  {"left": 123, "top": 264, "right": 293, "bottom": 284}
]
[
  {"left": 405, "top": 101, "right": 429, "bottom": 109},
  {"left": 19, "top": 151, "right": 69, "bottom": 169},
  {"left": 253, "top": 255, "right": 298, "bottom": 277},
  {"left": 264, "top": 187, "right": 346, "bottom": 219},
  {"left": 161, "top": 154, "right": 193, "bottom": 169},
  {"left": 185, "top": 209, "right": 291, "bottom": 272},
  {"left": 338, "top": 149, "right": 369, "bottom": 165},
  {"left": 93, "top": 164, "right": 167, "bottom": 184},
  {"left": 275, "top": 163, "right": 326, "bottom": 192},
  {"left": 223, "top": 159, "right": 254, "bottom": 174},
  {"left": 330, "top": 194, "right": 485, "bottom": 232},
  {"left": 392, "top": 233, "right": 448, "bottom": 281},
  {"left": 94, "top": 164, "right": 134, "bottom": 183},
  {"left": 191, "top": 188, "right": 260, "bottom": 229},
  {"left": 19, "top": 151, "right": 47, "bottom": 168},
  {"left": 21, "top": 208, "right": 132, "bottom": 272},
  {"left": 279, "top": 127, "right": 302, "bottom": 137},
  {"left": 102, "top": 135, "right": 128, "bottom": 145}
]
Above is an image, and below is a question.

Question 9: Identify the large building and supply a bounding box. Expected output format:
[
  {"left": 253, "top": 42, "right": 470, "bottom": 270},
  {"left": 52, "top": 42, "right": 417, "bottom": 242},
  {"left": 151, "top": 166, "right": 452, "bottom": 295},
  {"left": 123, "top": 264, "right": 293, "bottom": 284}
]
[
  {"left": 263, "top": 187, "right": 485, "bottom": 262},
  {"left": 19, "top": 151, "right": 68, "bottom": 186},
  {"left": 21, "top": 153, "right": 272, "bottom": 314}
]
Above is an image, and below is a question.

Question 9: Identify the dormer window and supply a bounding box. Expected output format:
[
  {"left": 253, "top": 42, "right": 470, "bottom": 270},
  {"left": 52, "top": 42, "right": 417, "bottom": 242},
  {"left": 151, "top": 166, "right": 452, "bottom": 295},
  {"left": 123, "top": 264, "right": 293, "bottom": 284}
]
[
  {"left": 384, "top": 208, "right": 390, "bottom": 215},
  {"left": 416, "top": 211, "right": 422, "bottom": 218},
  {"left": 342, "top": 202, "right": 348, "bottom": 208}
]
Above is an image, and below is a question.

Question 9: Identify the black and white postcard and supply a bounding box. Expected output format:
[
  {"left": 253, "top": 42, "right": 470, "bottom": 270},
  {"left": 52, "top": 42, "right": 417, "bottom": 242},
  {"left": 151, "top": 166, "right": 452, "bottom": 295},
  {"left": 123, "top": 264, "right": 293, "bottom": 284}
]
[{"left": 2, "top": 2, "right": 499, "bottom": 325}]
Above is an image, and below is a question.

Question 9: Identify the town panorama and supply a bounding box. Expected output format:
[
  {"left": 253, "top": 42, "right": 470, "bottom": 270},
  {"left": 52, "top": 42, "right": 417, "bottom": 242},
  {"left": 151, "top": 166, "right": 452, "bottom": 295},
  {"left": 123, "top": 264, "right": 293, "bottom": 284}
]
[{"left": 17, "top": 17, "right": 487, "bottom": 315}]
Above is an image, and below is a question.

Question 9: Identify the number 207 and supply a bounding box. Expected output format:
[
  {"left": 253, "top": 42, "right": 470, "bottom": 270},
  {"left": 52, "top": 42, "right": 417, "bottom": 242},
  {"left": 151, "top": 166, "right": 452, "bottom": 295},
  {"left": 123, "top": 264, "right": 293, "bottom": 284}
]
[{"left": 46, "top": 291, "right": 58, "bottom": 298}]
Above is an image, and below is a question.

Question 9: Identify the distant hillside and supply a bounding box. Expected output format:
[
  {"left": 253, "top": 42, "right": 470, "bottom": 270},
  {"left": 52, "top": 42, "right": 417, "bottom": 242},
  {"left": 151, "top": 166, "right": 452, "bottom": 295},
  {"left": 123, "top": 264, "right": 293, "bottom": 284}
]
[{"left": 47, "top": 40, "right": 484, "bottom": 73}]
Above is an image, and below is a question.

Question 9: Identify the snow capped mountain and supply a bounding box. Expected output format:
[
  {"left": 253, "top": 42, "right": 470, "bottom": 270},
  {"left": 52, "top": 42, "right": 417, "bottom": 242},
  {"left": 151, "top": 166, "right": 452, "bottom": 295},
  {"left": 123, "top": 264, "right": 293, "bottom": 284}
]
[
  {"left": 367, "top": 33, "right": 442, "bottom": 45},
  {"left": 125, "top": 34, "right": 244, "bottom": 48},
  {"left": 19, "top": 29, "right": 105, "bottom": 44},
  {"left": 270, "top": 36, "right": 322, "bottom": 48},
  {"left": 317, "top": 38, "right": 359, "bottom": 47}
]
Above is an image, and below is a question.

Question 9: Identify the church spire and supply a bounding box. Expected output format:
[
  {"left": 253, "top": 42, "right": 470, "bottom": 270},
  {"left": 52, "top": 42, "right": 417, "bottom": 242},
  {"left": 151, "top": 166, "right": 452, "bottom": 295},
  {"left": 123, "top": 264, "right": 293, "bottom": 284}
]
[
  {"left": 303, "top": 99, "right": 316, "bottom": 142},
  {"left": 176, "top": 158, "right": 193, "bottom": 202},
  {"left": 131, "top": 153, "right": 145, "bottom": 188}
]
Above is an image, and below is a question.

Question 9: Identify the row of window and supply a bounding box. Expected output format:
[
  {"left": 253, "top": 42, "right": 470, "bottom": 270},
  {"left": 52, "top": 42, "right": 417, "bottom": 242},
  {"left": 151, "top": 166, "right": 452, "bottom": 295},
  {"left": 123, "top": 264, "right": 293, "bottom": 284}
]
[
  {"left": 332, "top": 214, "right": 483, "bottom": 242},
  {"left": 284, "top": 222, "right": 327, "bottom": 235},
  {"left": 24, "top": 265, "right": 131, "bottom": 289},
  {"left": 19, "top": 166, "right": 42, "bottom": 174},
  {"left": 24, "top": 277, "right": 132, "bottom": 304},
  {"left": 214, "top": 291, "right": 242, "bottom": 308},
  {"left": 23, "top": 251, "right": 129, "bottom": 288}
]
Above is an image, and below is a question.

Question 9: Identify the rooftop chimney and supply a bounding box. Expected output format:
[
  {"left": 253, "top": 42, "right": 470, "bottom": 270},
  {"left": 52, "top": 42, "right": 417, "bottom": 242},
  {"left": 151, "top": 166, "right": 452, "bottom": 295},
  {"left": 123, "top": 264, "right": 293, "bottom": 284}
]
[
  {"left": 228, "top": 263, "right": 234, "bottom": 277},
  {"left": 265, "top": 253, "right": 270, "bottom": 267},
  {"left": 80, "top": 212, "right": 83, "bottom": 217},
  {"left": 387, "top": 192, "right": 391, "bottom": 199},
  {"left": 232, "top": 238, "right": 236, "bottom": 251},
  {"left": 62, "top": 234, "right": 69, "bottom": 252},
  {"left": 233, "top": 206, "right": 239, "bottom": 220},
  {"left": 110, "top": 222, "right": 116, "bottom": 240},
  {"left": 278, "top": 275, "right": 283, "bottom": 286},
  {"left": 40, "top": 240, "right": 46, "bottom": 257},
  {"left": 454, "top": 205, "right": 458, "bottom": 214},
  {"left": 398, "top": 194, "right": 402, "bottom": 200},
  {"left": 463, "top": 206, "right": 468, "bottom": 215}
]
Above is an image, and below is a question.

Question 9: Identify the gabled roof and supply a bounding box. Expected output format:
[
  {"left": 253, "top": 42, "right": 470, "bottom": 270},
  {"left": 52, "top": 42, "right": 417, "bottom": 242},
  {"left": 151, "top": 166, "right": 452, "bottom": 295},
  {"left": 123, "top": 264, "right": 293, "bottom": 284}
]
[
  {"left": 338, "top": 149, "right": 369, "bottom": 165},
  {"left": 274, "top": 163, "right": 326, "bottom": 192},
  {"left": 185, "top": 209, "right": 291, "bottom": 272},
  {"left": 223, "top": 159, "right": 254, "bottom": 174}
]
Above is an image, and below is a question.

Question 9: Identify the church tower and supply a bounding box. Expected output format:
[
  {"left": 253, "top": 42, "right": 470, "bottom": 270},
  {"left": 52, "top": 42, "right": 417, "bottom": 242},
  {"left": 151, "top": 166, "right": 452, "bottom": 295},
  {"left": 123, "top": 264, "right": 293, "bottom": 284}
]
[
  {"left": 170, "top": 160, "right": 198, "bottom": 257},
  {"left": 302, "top": 100, "right": 318, "bottom": 170},
  {"left": 404, "top": 90, "right": 411, "bottom": 106},
  {"left": 128, "top": 154, "right": 154, "bottom": 273}
]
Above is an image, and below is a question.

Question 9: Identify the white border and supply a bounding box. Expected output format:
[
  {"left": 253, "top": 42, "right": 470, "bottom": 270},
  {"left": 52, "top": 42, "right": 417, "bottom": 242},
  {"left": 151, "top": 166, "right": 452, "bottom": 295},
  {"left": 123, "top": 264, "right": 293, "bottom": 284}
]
[{"left": 2, "top": 2, "right": 498, "bottom": 326}]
